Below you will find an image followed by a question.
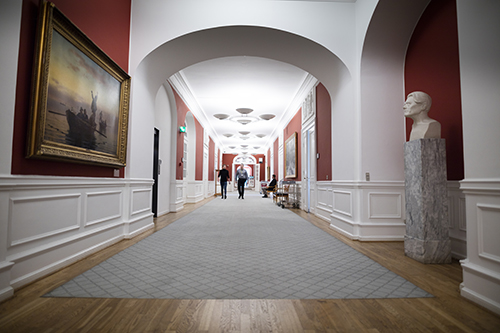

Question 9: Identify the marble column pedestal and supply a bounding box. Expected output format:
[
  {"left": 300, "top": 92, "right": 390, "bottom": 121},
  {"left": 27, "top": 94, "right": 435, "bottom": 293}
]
[{"left": 404, "top": 138, "right": 451, "bottom": 264}]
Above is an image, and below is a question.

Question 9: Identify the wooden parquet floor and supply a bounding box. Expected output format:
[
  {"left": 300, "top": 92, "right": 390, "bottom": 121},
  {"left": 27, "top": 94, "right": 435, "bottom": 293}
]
[{"left": 1, "top": 196, "right": 499, "bottom": 332}]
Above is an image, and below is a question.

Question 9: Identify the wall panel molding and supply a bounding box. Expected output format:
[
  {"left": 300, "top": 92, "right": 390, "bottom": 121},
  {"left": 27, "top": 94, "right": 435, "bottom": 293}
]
[
  {"left": 0, "top": 175, "right": 154, "bottom": 300},
  {"left": 131, "top": 188, "right": 152, "bottom": 216},
  {"left": 8, "top": 194, "right": 81, "bottom": 247},
  {"left": 477, "top": 203, "right": 500, "bottom": 264},
  {"left": 368, "top": 192, "right": 402, "bottom": 219},
  {"left": 333, "top": 190, "right": 352, "bottom": 217},
  {"left": 86, "top": 190, "right": 122, "bottom": 226}
]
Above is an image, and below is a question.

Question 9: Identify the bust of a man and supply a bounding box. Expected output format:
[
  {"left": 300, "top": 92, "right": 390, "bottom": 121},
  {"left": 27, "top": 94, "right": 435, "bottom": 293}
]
[{"left": 404, "top": 91, "right": 441, "bottom": 141}]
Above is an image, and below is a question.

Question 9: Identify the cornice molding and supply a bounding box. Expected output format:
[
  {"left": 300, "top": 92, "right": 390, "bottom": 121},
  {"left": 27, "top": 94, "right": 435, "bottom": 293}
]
[
  {"left": 170, "top": 71, "right": 318, "bottom": 154},
  {"left": 168, "top": 72, "right": 222, "bottom": 148},
  {"left": 265, "top": 73, "right": 318, "bottom": 149}
]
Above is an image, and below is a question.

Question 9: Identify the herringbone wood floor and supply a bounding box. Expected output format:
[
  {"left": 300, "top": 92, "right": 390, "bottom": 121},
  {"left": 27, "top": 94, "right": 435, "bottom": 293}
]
[{"left": 1, "top": 196, "right": 499, "bottom": 332}]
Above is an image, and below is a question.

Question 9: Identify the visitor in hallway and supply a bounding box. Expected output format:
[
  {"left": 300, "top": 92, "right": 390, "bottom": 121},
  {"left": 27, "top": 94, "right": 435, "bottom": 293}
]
[
  {"left": 262, "top": 174, "right": 277, "bottom": 198},
  {"left": 218, "top": 164, "right": 230, "bottom": 199},
  {"left": 236, "top": 164, "right": 248, "bottom": 199}
]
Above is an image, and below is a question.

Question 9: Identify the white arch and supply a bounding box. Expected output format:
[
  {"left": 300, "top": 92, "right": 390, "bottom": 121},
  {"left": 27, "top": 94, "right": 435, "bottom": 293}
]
[
  {"left": 233, "top": 154, "right": 257, "bottom": 165},
  {"left": 128, "top": 25, "right": 353, "bottom": 180},
  {"left": 358, "top": 0, "right": 431, "bottom": 181}
]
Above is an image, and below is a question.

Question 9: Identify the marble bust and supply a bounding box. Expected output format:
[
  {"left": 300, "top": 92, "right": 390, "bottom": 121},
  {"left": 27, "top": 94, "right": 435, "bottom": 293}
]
[{"left": 404, "top": 91, "right": 441, "bottom": 141}]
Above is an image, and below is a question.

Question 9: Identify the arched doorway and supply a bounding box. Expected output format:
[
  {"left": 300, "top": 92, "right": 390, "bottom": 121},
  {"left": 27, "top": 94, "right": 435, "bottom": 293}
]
[
  {"left": 232, "top": 154, "right": 258, "bottom": 192},
  {"left": 129, "top": 25, "right": 352, "bottom": 212}
]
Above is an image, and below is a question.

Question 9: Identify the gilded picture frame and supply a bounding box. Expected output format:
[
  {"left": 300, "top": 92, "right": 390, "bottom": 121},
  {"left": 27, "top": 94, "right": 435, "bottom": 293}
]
[
  {"left": 26, "top": 1, "right": 130, "bottom": 167},
  {"left": 285, "top": 132, "right": 297, "bottom": 178}
]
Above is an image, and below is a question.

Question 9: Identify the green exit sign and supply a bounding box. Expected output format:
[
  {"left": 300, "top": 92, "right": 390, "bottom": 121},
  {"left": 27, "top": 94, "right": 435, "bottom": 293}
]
[{"left": 179, "top": 126, "right": 186, "bottom": 133}]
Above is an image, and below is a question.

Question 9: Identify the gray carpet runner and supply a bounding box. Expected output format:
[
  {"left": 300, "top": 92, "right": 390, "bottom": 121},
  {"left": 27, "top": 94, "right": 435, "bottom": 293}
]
[{"left": 44, "top": 192, "right": 432, "bottom": 299}]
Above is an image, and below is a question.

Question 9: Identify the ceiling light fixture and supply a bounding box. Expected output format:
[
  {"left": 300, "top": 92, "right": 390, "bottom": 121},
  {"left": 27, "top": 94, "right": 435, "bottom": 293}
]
[
  {"left": 236, "top": 108, "right": 254, "bottom": 114},
  {"left": 229, "top": 108, "right": 260, "bottom": 125},
  {"left": 213, "top": 113, "right": 230, "bottom": 120},
  {"left": 223, "top": 133, "right": 234, "bottom": 137},
  {"left": 255, "top": 134, "right": 266, "bottom": 138},
  {"left": 259, "top": 114, "right": 276, "bottom": 121}
]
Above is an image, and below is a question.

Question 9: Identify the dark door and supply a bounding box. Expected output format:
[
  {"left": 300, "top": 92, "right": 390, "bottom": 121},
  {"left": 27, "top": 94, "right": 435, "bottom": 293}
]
[{"left": 152, "top": 128, "right": 159, "bottom": 217}]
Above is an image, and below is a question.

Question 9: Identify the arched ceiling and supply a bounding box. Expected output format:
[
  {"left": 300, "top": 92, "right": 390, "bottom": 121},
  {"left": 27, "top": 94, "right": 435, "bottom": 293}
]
[{"left": 171, "top": 56, "right": 311, "bottom": 154}]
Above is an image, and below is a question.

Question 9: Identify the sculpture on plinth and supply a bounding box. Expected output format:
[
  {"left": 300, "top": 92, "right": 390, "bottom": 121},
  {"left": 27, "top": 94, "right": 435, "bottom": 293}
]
[
  {"left": 403, "top": 91, "right": 450, "bottom": 264},
  {"left": 404, "top": 91, "right": 441, "bottom": 141}
]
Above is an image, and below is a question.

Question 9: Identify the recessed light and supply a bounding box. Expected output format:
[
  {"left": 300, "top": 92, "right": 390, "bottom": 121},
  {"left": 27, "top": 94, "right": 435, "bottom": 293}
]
[
  {"left": 236, "top": 108, "right": 254, "bottom": 114},
  {"left": 259, "top": 114, "right": 276, "bottom": 120},
  {"left": 213, "top": 113, "right": 230, "bottom": 120}
]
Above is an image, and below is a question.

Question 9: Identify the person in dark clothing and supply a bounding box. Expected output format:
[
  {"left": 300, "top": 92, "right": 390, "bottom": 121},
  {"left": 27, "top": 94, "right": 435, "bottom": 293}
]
[
  {"left": 218, "top": 164, "right": 230, "bottom": 199},
  {"left": 262, "top": 174, "right": 277, "bottom": 198},
  {"left": 235, "top": 164, "right": 248, "bottom": 199}
]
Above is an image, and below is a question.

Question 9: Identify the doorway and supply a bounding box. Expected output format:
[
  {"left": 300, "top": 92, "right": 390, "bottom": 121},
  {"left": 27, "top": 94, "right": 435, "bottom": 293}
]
[
  {"left": 303, "top": 127, "right": 316, "bottom": 213},
  {"left": 152, "top": 128, "right": 159, "bottom": 217}
]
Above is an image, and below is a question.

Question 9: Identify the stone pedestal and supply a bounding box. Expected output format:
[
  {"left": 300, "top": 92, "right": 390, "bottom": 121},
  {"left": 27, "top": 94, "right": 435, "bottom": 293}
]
[{"left": 404, "top": 138, "right": 451, "bottom": 264}]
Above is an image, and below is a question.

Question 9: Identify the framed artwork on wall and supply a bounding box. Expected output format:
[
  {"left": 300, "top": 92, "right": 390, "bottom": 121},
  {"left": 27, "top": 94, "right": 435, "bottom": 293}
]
[
  {"left": 26, "top": 1, "right": 130, "bottom": 167},
  {"left": 285, "top": 132, "right": 297, "bottom": 178}
]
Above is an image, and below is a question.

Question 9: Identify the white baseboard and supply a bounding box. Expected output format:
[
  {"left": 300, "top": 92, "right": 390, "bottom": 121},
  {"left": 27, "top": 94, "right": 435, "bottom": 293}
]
[
  {"left": 0, "top": 286, "right": 14, "bottom": 303},
  {"left": 461, "top": 260, "right": 500, "bottom": 316},
  {"left": 460, "top": 284, "right": 500, "bottom": 316},
  {"left": 10, "top": 234, "right": 124, "bottom": 290}
]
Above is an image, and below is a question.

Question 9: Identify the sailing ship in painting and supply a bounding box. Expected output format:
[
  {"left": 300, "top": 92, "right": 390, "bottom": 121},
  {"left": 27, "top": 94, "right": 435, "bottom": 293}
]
[
  {"left": 46, "top": 90, "right": 116, "bottom": 154},
  {"left": 65, "top": 91, "right": 107, "bottom": 148},
  {"left": 43, "top": 30, "right": 120, "bottom": 155}
]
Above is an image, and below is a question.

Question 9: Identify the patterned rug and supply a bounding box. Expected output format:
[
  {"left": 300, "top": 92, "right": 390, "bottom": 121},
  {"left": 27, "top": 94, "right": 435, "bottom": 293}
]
[{"left": 44, "top": 192, "right": 432, "bottom": 299}]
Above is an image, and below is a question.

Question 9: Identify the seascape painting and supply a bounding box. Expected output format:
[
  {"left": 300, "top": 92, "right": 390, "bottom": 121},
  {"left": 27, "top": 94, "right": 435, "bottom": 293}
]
[
  {"left": 27, "top": 1, "right": 130, "bottom": 167},
  {"left": 44, "top": 30, "right": 120, "bottom": 155}
]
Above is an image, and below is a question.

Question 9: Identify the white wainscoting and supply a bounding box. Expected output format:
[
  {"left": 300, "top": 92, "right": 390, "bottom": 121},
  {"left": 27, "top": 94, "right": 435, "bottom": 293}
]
[
  {"left": 460, "top": 178, "right": 500, "bottom": 316},
  {"left": 323, "top": 181, "right": 406, "bottom": 241},
  {"left": 316, "top": 183, "right": 333, "bottom": 222},
  {"left": 186, "top": 180, "right": 204, "bottom": 203},
  {"left": 86, "top": 190, "right": 122, "bottom": 227},
  {"left": 320, "top": 180, "right": 467, "bottom": 244},
  {"left": 448, "top": 181, "right": 466, "bottom": 259},
  {"left": 0, "top": 176, "right": 154, "bottom": 302},
  {"left": 207, "top": 180, "right": 215, "bottom": 197},
  {"left": 170, "top": 180, "right": 185, "bottom": 212},
  {"left": 9, "top": 193, "right": 81, "bottom": 247},
  {"left": 458, "top": 180, "right": 500, "bottom": 315}
]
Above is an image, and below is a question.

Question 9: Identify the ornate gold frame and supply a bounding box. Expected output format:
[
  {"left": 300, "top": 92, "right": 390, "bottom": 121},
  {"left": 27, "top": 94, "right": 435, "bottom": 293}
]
[
  {"left": 285, "top": 132, "right": 297, "bottom": 178},
  {"left": 26, "top": 1, "right": 130, "bottom": 167}
]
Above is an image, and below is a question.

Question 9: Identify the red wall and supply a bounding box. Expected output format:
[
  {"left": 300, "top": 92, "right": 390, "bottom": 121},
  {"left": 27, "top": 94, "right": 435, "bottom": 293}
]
[
  {"left": 208, "top": 137, "right": 215, "bottom": 181},
  {"left": 404, "top": 0, "right": 464, "bottom": 180},
  {"left": 173, "top": 88, "right": 204, "bottom": 181},
  {"left": 221, "top": 153, "right": 264, "bottom": 181},
  {"left": 254, "top": 154, "right": 266, "bottom": 181},
  {"left": 284, "top": 109, "right": 302, "bottom": 180},
  {"left": 174, "top": 88, "right": 189, "bottom": 180},
  {"left": 217, "top": 148, "right": 221, "bottom": 169},
  {"left": 316, "top": 83, "right": 332, "bottom": 181},
  {"left": 195, "top": 119, "right": 204, "bottom": 181},
  {"left": 222, "top": 154, "right": 235, "bottom": 180},
  {"left": 12, "top": 0, "right": 131, "bottom": 177}
]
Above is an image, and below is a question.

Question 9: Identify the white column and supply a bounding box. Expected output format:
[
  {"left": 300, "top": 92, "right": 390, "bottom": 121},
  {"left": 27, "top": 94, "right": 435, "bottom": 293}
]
[{"left": 457, "top": 0, "right": 500, "bottom": 315}]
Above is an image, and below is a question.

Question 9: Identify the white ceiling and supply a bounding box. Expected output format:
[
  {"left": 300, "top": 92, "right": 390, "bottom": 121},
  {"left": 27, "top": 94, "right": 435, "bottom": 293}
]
[{"left": 173, "top": 56, "right": 312, "bottom": 155}]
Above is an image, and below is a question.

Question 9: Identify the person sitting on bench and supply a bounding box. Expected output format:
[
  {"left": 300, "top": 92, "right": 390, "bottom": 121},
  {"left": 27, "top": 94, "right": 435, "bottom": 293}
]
[{"left": 262, "top": 174, "right": 277, "bottom": 198}]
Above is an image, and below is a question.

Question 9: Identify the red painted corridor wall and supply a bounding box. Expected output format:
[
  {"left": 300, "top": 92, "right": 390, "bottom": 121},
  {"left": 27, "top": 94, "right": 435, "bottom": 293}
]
[
  {"left": 316, "top": 83, "right": 332, "bottom": 181},
  {"left": 12, "top": 0, "right": 131, "bottom": 177},
  {"left": 405, "top": 0, "right": 464, "bottom": 180}
]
